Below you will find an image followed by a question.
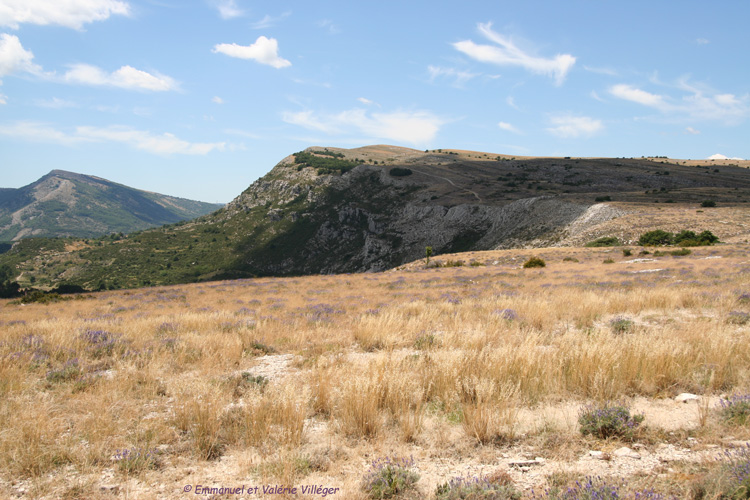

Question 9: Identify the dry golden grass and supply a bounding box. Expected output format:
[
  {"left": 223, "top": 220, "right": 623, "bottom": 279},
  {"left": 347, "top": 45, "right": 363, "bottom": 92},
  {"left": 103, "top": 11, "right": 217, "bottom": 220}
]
[{"left": 2, "top": 244, "right": 750, "bottom": 498}]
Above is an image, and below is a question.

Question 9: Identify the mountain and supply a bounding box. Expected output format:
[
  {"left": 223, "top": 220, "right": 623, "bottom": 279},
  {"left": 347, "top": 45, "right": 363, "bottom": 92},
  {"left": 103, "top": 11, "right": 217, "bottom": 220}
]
[
  {"left": 3, "top": 145, "right": 750, "bottom": 291},
  {"left": 0, "top": 170, "right": 224, "bottom": 242}
]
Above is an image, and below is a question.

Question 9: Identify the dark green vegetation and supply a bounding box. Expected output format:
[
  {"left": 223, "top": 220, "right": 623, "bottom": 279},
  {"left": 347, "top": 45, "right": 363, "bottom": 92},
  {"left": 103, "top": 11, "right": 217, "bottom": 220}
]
[
  {"left": 389, "top": 167, "right": 413, "bottom": 177},
  {"left": 293, "top": 151, "right": 361, "bottom": 175},
  {"left": 585, "top": 236, "right": 621, "bottom": 247},
  {"left": 1, "top": 146, "right": 749, "bottom": 291},
  {"left": 638, "top": 229, "right": 719, "bottom": 247},
  {"left": 523, "top": 257, "right": 546, "bottom": 268},
  {"left": 0, "top": 170, "right": 222, "bottom": 242}
]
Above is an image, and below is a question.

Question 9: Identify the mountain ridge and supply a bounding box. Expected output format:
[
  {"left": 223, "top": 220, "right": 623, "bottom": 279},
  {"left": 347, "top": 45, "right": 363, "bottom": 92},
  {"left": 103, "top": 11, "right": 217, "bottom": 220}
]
[
  {"left": 0, "top": 170, "right": 224, "bottom": 242},
  {"left": 3, "top": 145, "right": 750, "bottom": 290}
]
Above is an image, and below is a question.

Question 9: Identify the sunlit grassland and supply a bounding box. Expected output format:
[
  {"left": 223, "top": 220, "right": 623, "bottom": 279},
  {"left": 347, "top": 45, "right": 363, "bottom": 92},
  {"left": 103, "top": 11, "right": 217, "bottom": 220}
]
[{"left": 2, "top": 244, "right": 750, "bottom": 498}]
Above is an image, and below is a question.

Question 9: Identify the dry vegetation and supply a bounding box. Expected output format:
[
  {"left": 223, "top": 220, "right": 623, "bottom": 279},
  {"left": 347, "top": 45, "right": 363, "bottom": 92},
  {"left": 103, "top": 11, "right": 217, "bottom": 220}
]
[{"left": 2, "top": 244, "right": 750, "bottom": 499}]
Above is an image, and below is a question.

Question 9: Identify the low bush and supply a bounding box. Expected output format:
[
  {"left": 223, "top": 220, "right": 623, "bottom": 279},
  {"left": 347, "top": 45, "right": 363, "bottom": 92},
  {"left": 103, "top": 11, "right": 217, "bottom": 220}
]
[
  {"left": 435, "top": 474, "right": 520, "bottom": 500},
  {"left": 585, "top": 237, "right": 620, "bottom": 248},
  {"left": 578, "top": 402, "right": 644, "bottom": 440},
  {"left": 719, "top": 394, "right": 750, "bottom": 426},
  {"left": 361, "top": 456, "right": 419, "bottom": 499},
  {"left": 523, "top": 257, "right": 546, "bottom": 269}
]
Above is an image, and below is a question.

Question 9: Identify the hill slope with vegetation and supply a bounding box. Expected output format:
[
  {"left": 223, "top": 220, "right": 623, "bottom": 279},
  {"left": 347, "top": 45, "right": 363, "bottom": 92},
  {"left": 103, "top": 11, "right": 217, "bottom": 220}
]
[{"left": 2, "top": 146, "right": 750, "bottom": 291}]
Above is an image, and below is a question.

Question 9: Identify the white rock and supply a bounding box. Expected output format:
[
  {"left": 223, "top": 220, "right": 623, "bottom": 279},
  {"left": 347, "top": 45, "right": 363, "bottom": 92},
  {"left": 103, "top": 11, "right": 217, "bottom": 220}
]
[
  {"left": 613, "top": 446, "right": 641, "bottom": 459},
  {"left": 589, "top": 451, "right": 605, "bottom": 459},
  {"left": 675, "top": 393, "right": 700, "bottom": 403}
]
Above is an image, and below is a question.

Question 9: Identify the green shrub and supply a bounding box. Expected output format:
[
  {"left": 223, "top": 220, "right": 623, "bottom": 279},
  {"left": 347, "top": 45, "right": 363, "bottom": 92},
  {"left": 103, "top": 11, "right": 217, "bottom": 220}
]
[
  {"left": 609, "top": 316, "right": 634, "bottom": 335},
  {"left": 361, "top": 457, "right": 419, "bottom": 499},
  {"left": 523, "top": 257, "right": 546, "bottom": 268},
  {"left": 562, "top": 256, "right": 579, "bottom": 263},
  {"left": 719, "top": 395, "right": 750, "bottom": 426},
  {"left": 622, "top": 248, "right": 632, "bottom": 257},
  {"left": 444, "top": 260, "right": 464, "bottom": 267},
  {"left": 578, "top": 402, "right": 644, "bottom": 440},
  {"left": 603, "top": 258, "right": 614, "bottom": 264},
  {"left": 594, "top": 196, "right": 612, "bottom": 202},
  {"left": 701, "top": 200, "right": 717, "bottom": 207},
  {"left": 585, "top": 236, "right": 620, "bottom": 247},
  {"left": 670, "top": 248, "right": 692, "bottom": 256},
  {"left": 638, "top": 230, "right": 674, "bottom": 246}
]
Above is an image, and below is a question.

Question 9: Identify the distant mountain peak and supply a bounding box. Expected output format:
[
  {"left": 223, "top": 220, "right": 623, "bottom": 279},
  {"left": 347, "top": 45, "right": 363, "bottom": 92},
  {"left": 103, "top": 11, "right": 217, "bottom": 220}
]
[{"left": 0, "top": 170, "right": 223, "bottom": 242}]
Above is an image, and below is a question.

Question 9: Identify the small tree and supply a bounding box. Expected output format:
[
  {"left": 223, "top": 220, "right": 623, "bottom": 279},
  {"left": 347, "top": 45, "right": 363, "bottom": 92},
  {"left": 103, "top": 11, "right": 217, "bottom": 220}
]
[
  {"left": 701, "top": 200, "right": 717, "bottom": 208},
  {"left": 425, "top": 246, "right": 433, "bottom": 266},
  {"left": 0, "top": 265, "right": 21, "bottom": 298}
]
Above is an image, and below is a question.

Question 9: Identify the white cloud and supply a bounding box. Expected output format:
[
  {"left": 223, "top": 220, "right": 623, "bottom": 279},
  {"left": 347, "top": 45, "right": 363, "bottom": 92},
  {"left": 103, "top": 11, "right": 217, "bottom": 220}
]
[
  {"left": 506, "top": 96, "right": 519, "bottom": 110},
  {"left": 62, "top": 64, "right": 178, "bottom": 91},
  {"left": 0, "top": 121, "right": 226, "bottom": 155},
  {"left": 76, "top": 126, "right": 225, "bottom": 154},
  {"left": 0, "top": 33, "right": 43, "bottom": 78},
  {"left": 609, "top": 82, "right": 750, "bottom": 124},
  {"left": 0, "top": 121, "right": 91, "bottom": 145},
  {"left": 213, "top": 0, "right": 243, "bottom": 20},
  {"left": 0, "top": 92, "right": 5, "bottom": 104},
  {"left": 696, "top": 38, "right": 710, "bottom": 45},
  {"left": 685, "top": 126, "right": 700, "bottom": 135},
  {"left": 707, "top": 153, "right": 743, "bottom": 160},
  {"left": 497, "top": 121, "right": 520, "bottom": 134},
  {"left": 213, "top": 36, "right": 291, "bottom": 68},
  {"left": 357, "top": 97, "right": 377, "bottom": 106},
  {"left": 212, "top": 96, "right": 224, "bottom": 104},
  {"left": 610, "top": 84, "right": 667, "bottom": 109},
  {"left": 454, "top": 23, "right": 575, "bottom": 85},
  {"left": 282, "top": 108, "right": 444, "bottom": 145},
  {"left": 427, "top": 65, "right": 478, "bottom": 87},
  {"left": 0, "top": 0, "right": 130, "bottom": 30},
  {"left": 546, "top": 115, "right": 603, "bottom": 138}
]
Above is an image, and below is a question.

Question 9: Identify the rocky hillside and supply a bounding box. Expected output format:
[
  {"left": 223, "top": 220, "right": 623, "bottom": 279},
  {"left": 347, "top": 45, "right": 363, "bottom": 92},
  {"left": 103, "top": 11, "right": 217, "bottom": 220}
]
[
  {"left": 3, "top": 146, "right": 750, "bottom": 290},
  {"left": 0, "top": 170, "right": 223, "bottom": 242}
]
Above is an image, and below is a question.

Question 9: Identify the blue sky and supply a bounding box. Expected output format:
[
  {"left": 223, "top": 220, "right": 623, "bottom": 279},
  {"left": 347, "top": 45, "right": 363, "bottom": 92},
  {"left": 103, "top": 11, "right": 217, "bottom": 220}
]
[{"left": 1, "top": 0, "right": 748, "bottom": 203}]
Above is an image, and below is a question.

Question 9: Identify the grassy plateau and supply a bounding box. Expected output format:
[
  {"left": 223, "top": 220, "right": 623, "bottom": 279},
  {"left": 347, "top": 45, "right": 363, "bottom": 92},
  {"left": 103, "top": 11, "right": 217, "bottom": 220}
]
[{"left": 2, "top": 242, "right": 750, "bottom": 499}]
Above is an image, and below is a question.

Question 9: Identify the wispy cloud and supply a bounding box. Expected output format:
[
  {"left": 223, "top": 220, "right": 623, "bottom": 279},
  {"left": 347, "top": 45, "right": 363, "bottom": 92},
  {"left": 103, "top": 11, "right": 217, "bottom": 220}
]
[
  {"left": 685, "top": 126, "right": 700, "bottom": 135},
  {"left": 212, "top": 96, "right": 224, "bottom": 104},
  {"left": 35, "top": 97, "right": 77, "bottom": 109},
  {"left": 212, "top": 0, "right": 244, "bottom": 20},
  {"left": 0, "top": 121, "right": 91, "bottom": 145},
  {"left": 696, "top": 38, "right": 710, "bottom": 45},
  {"left": 77, "top": 126, "right": 225, "bottom": 154},
  {"left": 213, "top": 36, "right": 291, "bottom": 68},
  {"left": 282, "top": 108, "right": 445, "bottom": 146},
  {"left": 609, "top": 81, "right": 750, "bottom": 124},
  {"left": 453, "top": 22, "right": 575, "bottom": 85},
  {"left": 317, "top": 19, "right": 340, "bottom": 34},
  {"left": 497, "top": 121, "right": 520, "bottom": 134},
  {"left": 63, "top": 64, "right": 178, "bottom": 91},
  {"left": 427, "top": 65, "right": 478, "bottom": 87},
  {"left": 583, "top": 65, "right": 618, "bottom": 77},
  {"left": 0, "top": 121, "right": 227, "bottom": 154},
  {"left": 546, "top": 115, "right": 603, "bottom": 138},
  {"left": 251, "top": 12, "right": 290, "bottom": 29},
  {"left": 0, "top": 0, "right": 130, "bottom": 30}
]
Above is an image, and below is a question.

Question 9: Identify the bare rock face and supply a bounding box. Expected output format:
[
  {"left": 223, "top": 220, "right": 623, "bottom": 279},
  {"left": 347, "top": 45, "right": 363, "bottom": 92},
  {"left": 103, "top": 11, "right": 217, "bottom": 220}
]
[{"left": 225, "top": 156, "right": 595, "bottom": 276}]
